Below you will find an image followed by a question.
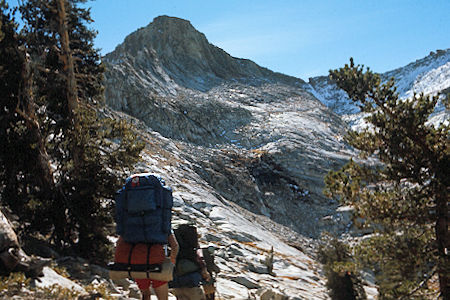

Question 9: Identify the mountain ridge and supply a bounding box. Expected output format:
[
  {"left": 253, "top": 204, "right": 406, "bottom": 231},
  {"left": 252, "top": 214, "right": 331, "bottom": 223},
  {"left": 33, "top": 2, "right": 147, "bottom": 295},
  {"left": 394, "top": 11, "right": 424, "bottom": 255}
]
[
  {"left": 103, "top": 15, "right": 355, "bottom": 240},
  {"left": 307, "top": 48, "right": 450, "bottom": 117}
]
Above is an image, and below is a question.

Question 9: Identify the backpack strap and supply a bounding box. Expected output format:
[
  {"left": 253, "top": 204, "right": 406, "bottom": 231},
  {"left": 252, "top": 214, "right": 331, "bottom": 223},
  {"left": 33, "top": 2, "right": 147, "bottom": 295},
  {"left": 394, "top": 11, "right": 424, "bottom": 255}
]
[
  {"left": 123, "top": 187, "right": 129, "bottom": 236},
  {"left": 146, "top": 244, "right": 152, "bottom": 279},
  {"left": 127, "top": 243, "right": 136, "bottom": 279}
]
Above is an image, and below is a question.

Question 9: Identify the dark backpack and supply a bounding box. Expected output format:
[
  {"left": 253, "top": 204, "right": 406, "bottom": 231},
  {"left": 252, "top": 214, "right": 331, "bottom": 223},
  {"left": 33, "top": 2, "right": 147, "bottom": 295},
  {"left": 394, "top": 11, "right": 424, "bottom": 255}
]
[
  {"left": 173, "top": 223, "right": 201, "bottom": 276},
  {"left": 115, "top": 173, "right": 173, "bottom": 244},
  {"left": 174, "top": 223, "right": 199, "bottom": 261}
]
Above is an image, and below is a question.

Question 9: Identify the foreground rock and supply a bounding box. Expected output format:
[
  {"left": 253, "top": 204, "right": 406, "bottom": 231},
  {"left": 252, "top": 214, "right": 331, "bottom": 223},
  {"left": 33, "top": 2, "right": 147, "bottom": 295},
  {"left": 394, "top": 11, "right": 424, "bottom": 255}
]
[{"left": 0, "top": 209, "right": 50, "bottom": 278}]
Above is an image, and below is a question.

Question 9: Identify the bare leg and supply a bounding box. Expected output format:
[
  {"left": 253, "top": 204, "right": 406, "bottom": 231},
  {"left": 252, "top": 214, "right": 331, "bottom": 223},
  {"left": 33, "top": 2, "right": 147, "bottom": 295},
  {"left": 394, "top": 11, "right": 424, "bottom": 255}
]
[
  {"left": 153, "top": 283, "right": 169, "bottom": 300},
  {"left": 141, "top": 288, "right": 151, "bottom": 300}
]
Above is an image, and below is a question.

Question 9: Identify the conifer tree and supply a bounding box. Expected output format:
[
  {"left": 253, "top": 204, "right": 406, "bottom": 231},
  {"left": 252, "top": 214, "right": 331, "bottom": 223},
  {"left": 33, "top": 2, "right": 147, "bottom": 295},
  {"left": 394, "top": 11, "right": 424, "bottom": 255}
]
[
  {"left": 0, "top": 0, "right": 56, "bottom": 231},
  {"left": 0, "top": 0, "right": 146, "bottom": 261},
  {"left": 324, "top": 58, "right": 449, "bottom": 299}
]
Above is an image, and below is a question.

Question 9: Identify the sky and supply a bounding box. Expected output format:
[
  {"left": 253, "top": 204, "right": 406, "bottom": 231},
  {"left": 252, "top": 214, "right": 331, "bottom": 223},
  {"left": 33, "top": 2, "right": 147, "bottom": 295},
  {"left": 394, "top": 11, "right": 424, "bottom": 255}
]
[{"left": 6, "top": 0, "right": 450, "bottom": 80}]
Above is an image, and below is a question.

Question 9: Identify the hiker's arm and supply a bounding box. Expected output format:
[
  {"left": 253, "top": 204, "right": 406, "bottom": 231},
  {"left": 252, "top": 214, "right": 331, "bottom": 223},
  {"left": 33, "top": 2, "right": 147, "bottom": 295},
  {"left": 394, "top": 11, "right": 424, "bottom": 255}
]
[
  {"left": 168, "top": 233, "right": 178, "bottom": 264},
  {"left": 201, "top": 267, "right": 211, "bottom": 282},
  {"left": 196, "top": 249, "right": 211, "bottom": 281}
]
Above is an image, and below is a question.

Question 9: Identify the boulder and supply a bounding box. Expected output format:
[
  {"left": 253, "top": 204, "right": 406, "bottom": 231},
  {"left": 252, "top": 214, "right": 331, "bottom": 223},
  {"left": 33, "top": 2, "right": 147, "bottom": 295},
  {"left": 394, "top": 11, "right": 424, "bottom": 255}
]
[
  {"left": 229, "top": 275, "right": 260, "bottom": 289},
  {"left": 0, "top": 209, "right": 50, "bottom": 277},
  {"left": 258, "top": 288, "right": 288, "bottom": 300},
  {"left": 0, "top": 209, "right": 21, "bottom": 272}
]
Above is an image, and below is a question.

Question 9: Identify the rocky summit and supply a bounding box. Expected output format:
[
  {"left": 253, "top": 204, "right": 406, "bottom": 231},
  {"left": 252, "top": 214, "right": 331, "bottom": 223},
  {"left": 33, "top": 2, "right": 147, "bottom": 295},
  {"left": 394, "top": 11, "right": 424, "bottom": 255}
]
[{"left": 104, "top": 15, "right": 305, "bottom": 94}]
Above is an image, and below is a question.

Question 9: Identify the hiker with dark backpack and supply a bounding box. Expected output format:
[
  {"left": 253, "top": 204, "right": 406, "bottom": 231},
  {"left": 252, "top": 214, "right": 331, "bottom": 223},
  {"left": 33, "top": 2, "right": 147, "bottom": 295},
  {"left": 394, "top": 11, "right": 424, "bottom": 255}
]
[
  {"left": 170, "top": 223, "right": 211, "bottom": 300},
  {"left": 111, "top": 173, "right": 178, "bottom": 300}
]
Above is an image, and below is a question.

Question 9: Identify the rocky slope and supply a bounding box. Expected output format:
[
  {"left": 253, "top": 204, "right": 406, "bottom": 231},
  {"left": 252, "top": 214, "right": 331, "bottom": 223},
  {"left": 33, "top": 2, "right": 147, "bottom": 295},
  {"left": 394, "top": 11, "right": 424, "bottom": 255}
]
[
  {"left": 103, "top": 16, "right": 359, "bottom": 240},
  {"left": 1, "top": 111, "right": 337, "bottom": 299}
]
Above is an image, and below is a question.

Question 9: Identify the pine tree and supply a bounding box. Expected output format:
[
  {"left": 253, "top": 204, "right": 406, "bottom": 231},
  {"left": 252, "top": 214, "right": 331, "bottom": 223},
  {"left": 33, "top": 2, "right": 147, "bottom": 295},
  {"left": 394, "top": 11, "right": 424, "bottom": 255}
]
[
  {"left": 0, "top": 0, "right": 56, "bottom": 231},
  {"left": 0, "top": 0, "right": 146, "bottom": 261},
  {"left": 324, "top": 58, "right": 449, "bottom": 299}
]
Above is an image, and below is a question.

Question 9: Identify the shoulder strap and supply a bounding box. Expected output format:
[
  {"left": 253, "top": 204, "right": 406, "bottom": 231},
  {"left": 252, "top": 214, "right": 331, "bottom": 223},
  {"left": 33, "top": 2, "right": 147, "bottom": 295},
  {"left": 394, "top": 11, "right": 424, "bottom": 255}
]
[
  {"left": 146, "top": 244, "right": 152, "bottom": 279},
  {"left": 127, "top": 243, "right": 136, "bottom": 279}
]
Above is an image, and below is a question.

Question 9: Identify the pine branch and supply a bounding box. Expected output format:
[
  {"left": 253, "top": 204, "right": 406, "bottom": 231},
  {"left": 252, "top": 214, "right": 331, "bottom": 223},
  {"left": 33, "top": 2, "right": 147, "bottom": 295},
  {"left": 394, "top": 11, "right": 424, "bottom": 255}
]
[
  {"left": 14, "top": 106, "right": 39, "bottom": 128},
  {"left": 399, "top": 268, "right": 437, "bottom": 300}
]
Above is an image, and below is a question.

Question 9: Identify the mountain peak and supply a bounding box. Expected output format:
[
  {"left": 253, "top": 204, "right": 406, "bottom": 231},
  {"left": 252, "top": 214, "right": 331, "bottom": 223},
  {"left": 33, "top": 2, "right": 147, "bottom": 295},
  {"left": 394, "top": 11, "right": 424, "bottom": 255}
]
[
  {"left": 105, "top": 15, "right": 305, "bottom": 92},
  {"left": 151, "top": 15, "right": 194, "bottom": 28}
]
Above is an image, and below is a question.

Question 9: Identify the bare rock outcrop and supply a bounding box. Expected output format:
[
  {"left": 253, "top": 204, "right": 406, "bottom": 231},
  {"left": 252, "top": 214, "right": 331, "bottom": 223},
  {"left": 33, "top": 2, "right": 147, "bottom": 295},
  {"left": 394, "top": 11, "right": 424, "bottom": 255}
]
[{"left": 0, "top": 209, "right": 50, "bottom": 277}]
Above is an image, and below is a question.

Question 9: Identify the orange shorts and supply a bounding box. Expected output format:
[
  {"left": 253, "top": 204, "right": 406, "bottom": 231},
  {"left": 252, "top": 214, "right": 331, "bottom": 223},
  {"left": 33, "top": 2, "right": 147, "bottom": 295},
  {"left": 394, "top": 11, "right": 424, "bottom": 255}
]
[{"left": 135, "top": 278, "right": 167, "bottom": 289}]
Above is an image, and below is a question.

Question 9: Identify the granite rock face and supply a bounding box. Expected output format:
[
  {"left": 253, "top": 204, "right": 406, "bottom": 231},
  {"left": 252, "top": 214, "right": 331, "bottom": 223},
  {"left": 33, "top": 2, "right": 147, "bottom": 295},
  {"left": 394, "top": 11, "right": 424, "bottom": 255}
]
[
  {"left": 103, "top": 16, "right": 356, "bottom": 239},
  {"left": 105, "top": 16, "right": 306, "bottom": 95}
]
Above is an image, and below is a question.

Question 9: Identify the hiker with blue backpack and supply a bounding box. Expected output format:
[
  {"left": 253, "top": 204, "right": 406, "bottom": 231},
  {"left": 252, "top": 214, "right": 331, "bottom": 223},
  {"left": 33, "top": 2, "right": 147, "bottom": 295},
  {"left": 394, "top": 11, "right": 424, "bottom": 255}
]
[{"left": 110, "top": 173, "right": 178, "bottom": 300}]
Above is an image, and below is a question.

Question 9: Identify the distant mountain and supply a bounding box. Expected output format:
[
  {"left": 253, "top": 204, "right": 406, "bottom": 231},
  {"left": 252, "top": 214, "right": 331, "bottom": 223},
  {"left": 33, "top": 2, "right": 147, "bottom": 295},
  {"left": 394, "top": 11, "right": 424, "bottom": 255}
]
[
  {"left": 307, "top": 49, "right": 450, "bottom": 118},
  {"left": 383, "top": 49, "right": 450, "bottom": 100},
  {"left": 104, "top": 15, "right": 305, "bottom": 97}
]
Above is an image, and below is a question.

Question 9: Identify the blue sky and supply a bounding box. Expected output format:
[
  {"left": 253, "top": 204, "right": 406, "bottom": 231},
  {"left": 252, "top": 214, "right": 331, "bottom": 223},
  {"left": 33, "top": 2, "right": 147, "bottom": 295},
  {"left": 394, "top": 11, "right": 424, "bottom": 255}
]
[{"left": 7, "top": 0, "right": 450, "bottom": 80}]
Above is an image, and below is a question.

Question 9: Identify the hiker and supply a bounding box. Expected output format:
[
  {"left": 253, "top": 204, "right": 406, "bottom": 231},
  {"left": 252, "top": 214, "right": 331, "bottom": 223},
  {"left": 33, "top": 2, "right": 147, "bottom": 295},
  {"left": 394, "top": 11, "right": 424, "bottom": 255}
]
[
  {"left": 112, "top": 173, "right": 177, "bottom": 300},
  {"left": 200, "top": 246, "right": 220, "bottom": 300},
  {"left": 170, "top": 223, "right": 211, "bottom": 300}
]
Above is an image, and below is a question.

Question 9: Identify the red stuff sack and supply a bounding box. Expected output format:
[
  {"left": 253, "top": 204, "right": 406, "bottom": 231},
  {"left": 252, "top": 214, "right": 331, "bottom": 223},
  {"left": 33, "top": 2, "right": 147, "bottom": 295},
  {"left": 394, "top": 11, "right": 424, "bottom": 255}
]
[{"left": 109, "top": 237, "right": 173, "bottom": 281}]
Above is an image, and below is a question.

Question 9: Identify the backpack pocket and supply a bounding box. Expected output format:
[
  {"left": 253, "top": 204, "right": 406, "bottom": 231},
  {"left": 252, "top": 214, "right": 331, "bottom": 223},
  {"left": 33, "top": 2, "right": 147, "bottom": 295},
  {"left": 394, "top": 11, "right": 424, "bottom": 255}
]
[{"left": 126, "top": 187, "right": 157, "bottom": 214}]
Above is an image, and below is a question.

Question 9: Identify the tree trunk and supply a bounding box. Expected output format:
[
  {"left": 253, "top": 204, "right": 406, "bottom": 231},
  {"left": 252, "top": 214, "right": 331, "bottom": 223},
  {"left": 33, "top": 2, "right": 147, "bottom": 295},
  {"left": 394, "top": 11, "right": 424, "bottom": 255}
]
[
  {"left": 18, "top": 52, "right": 54, "bottom": 191},
  {"left": 436, "top": 192, "right": 449, "bottom": 300},
  {"left": 56, "top": 0, "right": 78, "bottom": 115},
  {"left": 56, "top": 0, "right": 82, "bottom": 172}
]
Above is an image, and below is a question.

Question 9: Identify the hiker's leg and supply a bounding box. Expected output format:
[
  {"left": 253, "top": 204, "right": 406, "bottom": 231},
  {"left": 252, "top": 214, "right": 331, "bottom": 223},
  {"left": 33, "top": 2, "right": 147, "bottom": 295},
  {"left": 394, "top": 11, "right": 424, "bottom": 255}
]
[
  {"left": 153, "top": 282, "right": 169, "bottom": 300},
  {"left": 136, "top": 279, "right": 151, "bottom": 300},
  {"left": 141, "top": 288, "right": 151, "bottom": 300},
  {"left": 203, "top": 284, "right": 215, "bottom": 300},
  {"left": 191, "top": 287, "right": 207, "bottom": 300},
  {"left": 171, "top": 288, "right": 189, "bottom": 300},
  {"left": 173, "top": 287, "right": 206, "bottom": 300},
  {"left": 205, "top": 293, "right": 214, "bottom": 300}
]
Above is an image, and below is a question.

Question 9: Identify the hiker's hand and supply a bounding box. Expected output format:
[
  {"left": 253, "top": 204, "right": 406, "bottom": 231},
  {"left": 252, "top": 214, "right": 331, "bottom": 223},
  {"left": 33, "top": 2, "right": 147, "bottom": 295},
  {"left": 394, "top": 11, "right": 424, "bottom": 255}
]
[
  {"left": 201, "top": 269, "right": 211, "bottom": 282},
  {"left": 170, "top": 254, "right": 176, "bottom": 264}
]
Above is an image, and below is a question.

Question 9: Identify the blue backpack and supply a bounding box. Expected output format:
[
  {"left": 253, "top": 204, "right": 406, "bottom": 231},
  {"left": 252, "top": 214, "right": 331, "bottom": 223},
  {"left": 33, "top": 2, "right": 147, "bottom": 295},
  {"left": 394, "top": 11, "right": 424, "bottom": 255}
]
[{"left": 115, "top": 173, "right": 173, "bottom": 244}]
